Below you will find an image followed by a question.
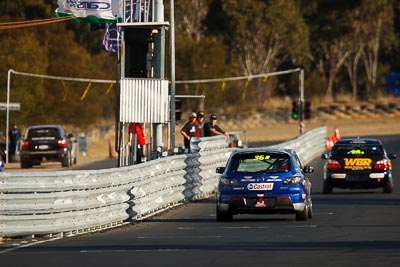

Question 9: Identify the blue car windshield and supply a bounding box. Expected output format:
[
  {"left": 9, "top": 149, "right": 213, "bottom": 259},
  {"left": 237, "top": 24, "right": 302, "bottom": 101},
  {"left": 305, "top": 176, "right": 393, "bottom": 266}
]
[{"left": 228, "top": 153, "right": 291, "bottom": 173}]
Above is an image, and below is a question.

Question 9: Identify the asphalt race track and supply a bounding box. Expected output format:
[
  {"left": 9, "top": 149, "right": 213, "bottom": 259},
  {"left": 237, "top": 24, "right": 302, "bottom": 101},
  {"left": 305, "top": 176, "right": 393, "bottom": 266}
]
[{"left": 1, "top": 135, "right": 400, "bottom": 267}]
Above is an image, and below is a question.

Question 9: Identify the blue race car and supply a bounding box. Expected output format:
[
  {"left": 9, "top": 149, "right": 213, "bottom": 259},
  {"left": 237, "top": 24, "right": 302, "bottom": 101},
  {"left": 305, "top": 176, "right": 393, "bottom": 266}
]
[{"left": 216, "top": 148, "right": 314, "bottom": 221}]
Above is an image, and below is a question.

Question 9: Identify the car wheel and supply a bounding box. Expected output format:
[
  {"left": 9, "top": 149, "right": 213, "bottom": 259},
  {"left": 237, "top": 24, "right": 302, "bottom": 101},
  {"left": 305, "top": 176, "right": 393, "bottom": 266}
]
[
  {"left": 295, "top": 204, "right": 308, "bottom": 221},
  {"left": 69, "top": 151, "right": 74, "bottom": 166},
  {"left": 20, "top": 159, "right": 32, "bottom": 169},
  {"left": 216, "top": 205, "right": 233, "bottom": 222},
  {"left": 61, "top": 154, "right": 69, "bottom": 167},
  {"left": 323, "top": 181, "right": 333, "bottom": 194},
  {"left": 307, "top": 199, "right": 313, "bottom": 219},
  {"left": 383, "top": 181, "right": 394, "bottom": 193}
]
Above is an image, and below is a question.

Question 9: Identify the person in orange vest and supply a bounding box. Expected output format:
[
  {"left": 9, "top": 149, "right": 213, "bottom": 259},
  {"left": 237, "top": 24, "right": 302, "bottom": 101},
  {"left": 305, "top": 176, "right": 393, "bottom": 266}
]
[{"left": 128, "top": 123, "right": 146, "bottom": 164}]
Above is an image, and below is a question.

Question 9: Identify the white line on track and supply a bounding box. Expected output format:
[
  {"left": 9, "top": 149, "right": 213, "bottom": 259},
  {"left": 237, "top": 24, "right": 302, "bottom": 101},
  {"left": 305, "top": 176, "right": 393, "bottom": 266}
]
[
  {"left": 178, "top": 225, "right": 317, "bottom": 230},
  {"left": 80, "top": 249, "right": 191, "bottom": 253},
  {"left": 0, "top": 237, "right": 63, "bottom": 254},
  {"left": 136, "top": 236, "right": 223, "bottom": 239}
]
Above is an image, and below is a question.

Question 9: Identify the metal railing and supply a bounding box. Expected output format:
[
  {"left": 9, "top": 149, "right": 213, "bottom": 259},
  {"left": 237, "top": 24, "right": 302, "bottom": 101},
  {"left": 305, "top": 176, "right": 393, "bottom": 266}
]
[{"left": 0, "top": 126, "right": 326, "bottom": 238}]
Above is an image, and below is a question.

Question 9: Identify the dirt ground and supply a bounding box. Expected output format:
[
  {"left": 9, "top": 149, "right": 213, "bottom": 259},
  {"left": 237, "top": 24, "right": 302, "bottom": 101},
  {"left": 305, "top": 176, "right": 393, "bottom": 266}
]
[
  {"left": 81, "top": 114, "right": 400, "bottom": 163},
  {"left": 3, "top": 113, "right": 399, "bottom": 171},
  {"left": 245, "top": 115, "right": 400, "bottom": 142}
]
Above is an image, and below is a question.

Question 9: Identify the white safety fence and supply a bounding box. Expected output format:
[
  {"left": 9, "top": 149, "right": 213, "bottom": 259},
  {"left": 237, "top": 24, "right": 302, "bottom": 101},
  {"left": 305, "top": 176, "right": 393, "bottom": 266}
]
[
  {"left": 0, "top": 126, "right": 326, "bottom": 238},
  {"left": 270, "top": 126, "right": 328, "bottom": 165}
]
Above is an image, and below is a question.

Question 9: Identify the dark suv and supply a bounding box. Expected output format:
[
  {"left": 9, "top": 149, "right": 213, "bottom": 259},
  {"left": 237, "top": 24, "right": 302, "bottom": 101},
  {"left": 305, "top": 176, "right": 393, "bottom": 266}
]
[
  {"left": 321, "top": 138, "right": 397, "bottom": 193},
  {"left": 20, "top": 125, "right": 77, "bottom": 168}
]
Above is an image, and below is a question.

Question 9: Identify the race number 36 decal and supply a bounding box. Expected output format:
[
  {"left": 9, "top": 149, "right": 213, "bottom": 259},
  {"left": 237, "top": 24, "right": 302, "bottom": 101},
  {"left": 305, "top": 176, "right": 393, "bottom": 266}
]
[{"left": 254, "top": 155, "right": 271, "bottom": 160}]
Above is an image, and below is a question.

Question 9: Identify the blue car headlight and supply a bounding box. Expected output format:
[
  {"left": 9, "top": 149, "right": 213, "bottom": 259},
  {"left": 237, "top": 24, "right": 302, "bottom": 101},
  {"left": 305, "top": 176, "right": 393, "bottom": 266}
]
[
  {"left": 219, "top": 177, "right": 239, "bottom": 186},
  {"left": 283, "top": 176, "right": 303, "bottom": 185}
]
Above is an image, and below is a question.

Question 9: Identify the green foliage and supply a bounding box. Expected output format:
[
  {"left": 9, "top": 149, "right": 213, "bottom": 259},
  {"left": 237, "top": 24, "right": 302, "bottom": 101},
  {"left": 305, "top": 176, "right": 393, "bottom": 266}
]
[
  {"left": 0, "top": 0, "right": 116, "bottom": 132},
  {"left": 175, "top": 34, "right": 230, "bottom": 111},
  {"left": 1, "top": 0, "right": 400, "bottom": 132}
]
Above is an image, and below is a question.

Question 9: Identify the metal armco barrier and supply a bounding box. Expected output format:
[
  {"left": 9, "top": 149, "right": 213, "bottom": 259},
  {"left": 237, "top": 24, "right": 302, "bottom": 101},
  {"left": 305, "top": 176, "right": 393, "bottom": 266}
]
[
  {"left": 0, "top": 126, "right": 326, "bottom": 238},
  {"left": 270, "top": 126, "right": 328, "bottom": 165}
]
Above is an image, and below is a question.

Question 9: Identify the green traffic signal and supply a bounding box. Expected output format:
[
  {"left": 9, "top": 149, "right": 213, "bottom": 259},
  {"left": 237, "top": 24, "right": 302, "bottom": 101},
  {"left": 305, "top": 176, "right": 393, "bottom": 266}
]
[{"left": 291, "top": 101, "right": 299, "bottom": 120}]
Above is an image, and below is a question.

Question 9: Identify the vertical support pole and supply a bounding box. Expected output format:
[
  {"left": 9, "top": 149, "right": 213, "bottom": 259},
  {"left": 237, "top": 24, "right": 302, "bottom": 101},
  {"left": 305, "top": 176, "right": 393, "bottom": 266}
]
[
  {"left": 6, "top": 69, "right": 12, "bottom": 164},
  {"left": 169, "top": 0, "right": 176, "bottom": 150},
  {"left": 116, "top": 29, "right": 123, "bottom": 166},
  {"left": 153, "top": 0, "right": 166, "bottom": 153},
  {"left": 154, "top": 0, "right": 164, "bottom": 22},
  {"left": 299, "top": 69, "right": 305, "bottom": 135},
  {"left": 117, "top": 23, "right": 125, "bottom": 166},
  {"left": 118, "top": 123, "right": 125, "bottom": 167},
  {"left": 129, "top": 132, "right": 137, "bottom": 165}
]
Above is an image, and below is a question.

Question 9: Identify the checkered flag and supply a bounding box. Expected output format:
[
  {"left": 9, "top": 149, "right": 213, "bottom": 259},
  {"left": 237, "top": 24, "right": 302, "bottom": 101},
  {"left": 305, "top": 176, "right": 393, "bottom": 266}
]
[{"left": 66, "top": 0, "right": 80, "bottom": 8}]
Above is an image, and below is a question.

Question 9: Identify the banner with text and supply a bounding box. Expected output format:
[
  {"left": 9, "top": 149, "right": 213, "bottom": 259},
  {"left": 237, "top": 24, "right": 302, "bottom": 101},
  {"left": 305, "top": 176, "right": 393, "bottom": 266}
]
[{"left": 55, "top": 0, "right": 123, "bottom": 24}]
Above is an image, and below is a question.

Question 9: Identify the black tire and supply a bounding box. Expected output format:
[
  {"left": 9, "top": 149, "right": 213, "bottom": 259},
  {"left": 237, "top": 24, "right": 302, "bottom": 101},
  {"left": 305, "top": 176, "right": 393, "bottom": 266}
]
[
  {"left": 295, "top": 205, "right": 308, "bottom": 221},
  {"left": 307, "top": 200, "right": 313, "bottom": 219},
  {"left": 216, "top": 205, "right": 233, "bottom": 222},
  {"left": 69, "top": 151, "right": 74, "bottom": 166},
  {"left": 307, "top": 186, "right": 313, "bottom": 219},
  {"left": 20, "top": 160, "right": 32, "bottom": 169},
  {"left": 61, "top": 154, "right": 69, "bottom": 167},
  {"left": 383, "top": 181, "right": 394, "bottom": 193},
  {"left": 323, "top": 181, "right": 333, "bottom": 194}
]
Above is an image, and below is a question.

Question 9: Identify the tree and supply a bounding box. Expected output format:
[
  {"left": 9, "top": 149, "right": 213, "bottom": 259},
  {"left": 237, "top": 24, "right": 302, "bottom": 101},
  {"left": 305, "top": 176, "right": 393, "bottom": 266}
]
[
  {"left": 0, "top": 0, "right": 117, "bottom": 128},
  {"left": 174, "top": 0, "right": 207, "bottom": 43},
  {"left": 345, "top": 46, "right": 363, "bottom": 101},
  {"left": 220, "top": 0, "right": 309, "bottom": 105},
  {"left": 0, "top": 29, "right": 49, "bottom": 124},
  {"left": 357, "top": 0, "right": 395, "bottom": 97},
  {"left": 310, "top": 40, "right": 350, "bottom": 100},
  {"left": 174, "top": 0, "right": 229, "bottom": 112},
  {"left": 304, "top": 1, "right": 360, "bottom": 101}
]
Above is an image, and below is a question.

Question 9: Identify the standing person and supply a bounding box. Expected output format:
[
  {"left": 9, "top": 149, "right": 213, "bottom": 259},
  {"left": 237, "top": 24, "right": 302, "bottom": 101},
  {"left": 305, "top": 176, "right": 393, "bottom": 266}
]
[
  {"left": 204, "top": 114, "right": 229, "bottom": 137},
  {"left": 9, "top": 123, "right": 21, "bottom": 160},
  {"left": 194, "top": 111, "right": 205, "bottom": 138},
  {"left": 128, "top": 122, "right": 146, "bottom": 164},
  {"left": 0, "top": 144, "right": 5, "bottom": 171},
  {"left": 180, "top": 112, "right": 199, "bottom": 152}
]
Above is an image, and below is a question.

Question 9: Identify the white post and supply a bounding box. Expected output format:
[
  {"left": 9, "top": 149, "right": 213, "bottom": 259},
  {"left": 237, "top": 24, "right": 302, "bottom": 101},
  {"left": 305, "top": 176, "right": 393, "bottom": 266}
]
[
  {"left": 154, "top": 0, "right": 164, "bottom": 21},
  {"left": 299, "top": 68, "right": 305, "bottom": 134},
  {"left": 6, "top": 69, "right": 13, "bottom": 164},
  {"left": 169, "top": 0, "right": 176, "bottom": 150},
  {"left": 152, "top": 0, "right": 166, "bottom": 153}
]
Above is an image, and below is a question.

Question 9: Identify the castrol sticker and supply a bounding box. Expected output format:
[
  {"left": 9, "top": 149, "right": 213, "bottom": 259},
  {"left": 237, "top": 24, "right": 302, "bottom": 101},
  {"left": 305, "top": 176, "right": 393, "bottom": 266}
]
[{"left": 247, "top": 183, "right": 273, "bottom": 190}]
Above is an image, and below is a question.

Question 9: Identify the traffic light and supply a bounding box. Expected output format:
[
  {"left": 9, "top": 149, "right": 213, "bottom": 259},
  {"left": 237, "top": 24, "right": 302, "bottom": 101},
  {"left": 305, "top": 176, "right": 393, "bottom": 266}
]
[
  {"left": 175, "top": 100, "right": 182, "bottom": 121},
  {"left": 304, "top": 100, "right": 311, "bottom": 119},
  {"left": 291, "top": 101, "right": 299, "bottom": 120}
]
